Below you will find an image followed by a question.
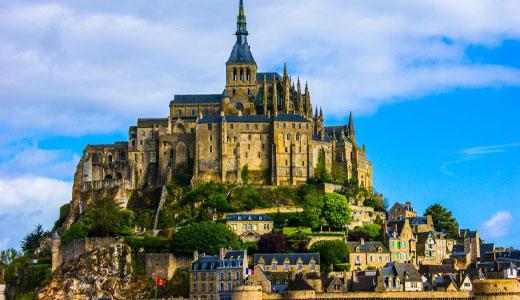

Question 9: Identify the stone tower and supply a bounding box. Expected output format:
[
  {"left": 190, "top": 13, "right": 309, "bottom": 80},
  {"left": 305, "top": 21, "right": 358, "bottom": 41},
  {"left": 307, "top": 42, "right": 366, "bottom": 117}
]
[{"left": 225, "top": 0, "right": 258, "bottom": 113}]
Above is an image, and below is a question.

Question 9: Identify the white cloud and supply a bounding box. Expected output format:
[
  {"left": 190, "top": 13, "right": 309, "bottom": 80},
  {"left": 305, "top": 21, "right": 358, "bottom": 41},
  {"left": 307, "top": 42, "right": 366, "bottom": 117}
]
[
  {"left": 481, "top": 211, "right": 514, "bottom": 239},
  {"left": 0, "top": 176, "right": 71, "bottom": 250},
  {"left": 460, "top": 143, "right": 520, "bottom": 156},
  {"left": 0, "top": 0, "right": 519, "bottom": 138}
]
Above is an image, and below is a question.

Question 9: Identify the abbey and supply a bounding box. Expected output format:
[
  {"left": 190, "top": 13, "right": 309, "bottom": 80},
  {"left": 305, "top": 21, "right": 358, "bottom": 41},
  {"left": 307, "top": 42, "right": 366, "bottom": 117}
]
[{"left": 78, "top": 0, "right": 373, "bottom": 190}]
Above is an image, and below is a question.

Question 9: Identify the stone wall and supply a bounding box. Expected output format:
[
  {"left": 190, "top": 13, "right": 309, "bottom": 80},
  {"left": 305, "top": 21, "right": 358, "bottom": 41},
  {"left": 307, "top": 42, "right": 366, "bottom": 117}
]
[
  {"left": 473, "top": 279, "right": 520, "bottom": 300},
  {"left": 243, "top": 290, "right": 474, "bottom": 299},
  {"left": 136, "top": 253, "right": 192, "bottom": 280},
  {"left": 52, "top": 237, "right": 118, "bottom": 270}
]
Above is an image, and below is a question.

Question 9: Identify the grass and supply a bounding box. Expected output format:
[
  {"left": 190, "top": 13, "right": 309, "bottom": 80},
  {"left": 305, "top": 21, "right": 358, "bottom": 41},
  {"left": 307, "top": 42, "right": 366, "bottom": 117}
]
[{"left": 283, "top": 227, "right": 312, "bottom": 235}]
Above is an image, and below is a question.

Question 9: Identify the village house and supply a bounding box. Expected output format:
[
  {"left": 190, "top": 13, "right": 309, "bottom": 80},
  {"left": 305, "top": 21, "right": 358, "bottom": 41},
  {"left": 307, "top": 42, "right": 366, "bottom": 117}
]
[
  {"left": 225, "top": 213, "right": 273, "bottom": 242},
  {"left": 346, "top": 238, "right": 391, "bottom": 271}
]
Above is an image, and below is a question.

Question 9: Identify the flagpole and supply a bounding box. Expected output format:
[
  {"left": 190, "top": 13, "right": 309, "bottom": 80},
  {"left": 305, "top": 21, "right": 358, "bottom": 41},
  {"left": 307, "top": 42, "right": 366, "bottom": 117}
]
[{"left": 155, "top": 278, "right": 158, "bottom": 300}]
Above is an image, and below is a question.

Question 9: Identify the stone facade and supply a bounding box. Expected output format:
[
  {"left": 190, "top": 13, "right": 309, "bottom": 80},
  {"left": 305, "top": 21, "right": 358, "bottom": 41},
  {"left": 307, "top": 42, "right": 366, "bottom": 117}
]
[
  {"left": 347, "top": 239, "right": 391, "bottom": 271},
  {"left": 51, "top": 235, "right": 118, "bottom": 271},
  {"left": 226, "top": 214, "right": 274, "bottom": 242},
  {"left": 136, "top": 253, "right": 192, "bottom": 280},
  {"left": 71, "top": 0, "right": 373, "bottom": 200},
  {"left": 384, "top": 219, "right": 417, "bottom": 265}
]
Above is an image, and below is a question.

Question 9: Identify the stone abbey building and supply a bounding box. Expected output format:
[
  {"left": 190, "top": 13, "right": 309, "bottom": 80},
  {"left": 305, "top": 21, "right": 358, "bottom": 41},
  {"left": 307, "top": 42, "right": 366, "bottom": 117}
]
[{"left": 78, "top": 0, "right": 373, "bottom": 191}]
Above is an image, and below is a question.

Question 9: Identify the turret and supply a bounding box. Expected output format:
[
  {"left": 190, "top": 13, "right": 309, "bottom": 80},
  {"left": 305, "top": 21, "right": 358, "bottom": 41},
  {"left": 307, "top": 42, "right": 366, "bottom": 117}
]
[
  {"left": 272, "top": 76, "right": 278, "bottom": 116},
  {"left": 347, "top": 111, "right": 355, "bottom": 142},
  {"left": 297, "top": 77, "right": 303, "bottom": 115},
  {"left": 283, "top": 63, "right": 290, "bottom": 113},
  {"left": 305, "top": 82, "right": 311, "bottom": 118}
]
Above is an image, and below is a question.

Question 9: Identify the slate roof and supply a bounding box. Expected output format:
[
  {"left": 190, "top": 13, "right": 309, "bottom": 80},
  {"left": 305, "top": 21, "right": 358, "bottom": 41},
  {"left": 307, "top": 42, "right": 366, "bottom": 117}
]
[
  {"left": 312, "top": 135, "right": 332, "bottom": 142},
  {"left": 225, "top": 213, "right": 272, "bottom": 222},
  {"left": 382, "top": 263, "right": 422, "bottom": 282},
  {"left": 227, "top": 41, "right": 255, "bottom": 64},
  {"left": 285, "top": 278, "right": 315, "bottom": 291},
  {"left": 408, "top": 216, "right": 429, "bottom": 226},
  {"left": 496, "top": 250, "right": 520, "bottom": 262},
  {"left": 418, "top": 264, "right": 457, "bottom": 275},
  {"left": 254, "top": 253, "right": 320, "bottom": 265},
  {"left": 191, "top": 249, "right": 246, "bottom": 271},
  {"left": 257, "top": 72, "right": 282, "bottom": 83},
  {"left": 346, "top": 241, "right": 389, "bottom": 253},
  {"left": 197, "top": 113, "right": 310, "bottom": 124},
  {"left": 171, "top": 94, "right": 223, "bottom": 105},
  {"left": 459, "top": 229, "right": 478, "bottom": 239},
  {"left": 452, "top": 244, "right": 467, "bottom": 257},
  {"left": 480, "top": 243, "right": 495, "bottom": 254},
  {"left": 137, "top": 118, "right": 168, "bottom": 128}
]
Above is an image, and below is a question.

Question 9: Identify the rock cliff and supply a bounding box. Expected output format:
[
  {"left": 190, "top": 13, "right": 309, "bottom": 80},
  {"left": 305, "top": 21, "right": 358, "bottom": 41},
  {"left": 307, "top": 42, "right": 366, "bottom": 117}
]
[{"left": 37, "top": 243, "right": 143, "bottom": 299}]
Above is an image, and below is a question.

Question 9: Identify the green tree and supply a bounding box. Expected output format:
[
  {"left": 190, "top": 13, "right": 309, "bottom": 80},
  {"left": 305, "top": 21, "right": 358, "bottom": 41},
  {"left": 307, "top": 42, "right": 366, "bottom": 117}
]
[
  {"left": 241, "top": 164, "right": 250, "bottom": 185},
  {"left": 0, "top": 249, "right": 19, "bottom": 266},
  {"left": 171, "top": 222, "right": 239, "bottom": 256},
  {"left": 425, "top": 203, "right": 459, "bottom": 237},
  {"left": 316, "top": 150, "right": 331, "bottom": 183},
  {"left": 353, "top": 224, "right": 381, "bottom": 241},
  {"left": 301, "top": 190, "right": 324, "bottom": 230},
  {"left": 21, "top": 224, "right": 48, "bottom": 253},
  {"left": 88, "top": 197, "right": 135, "bottom": 237},
  {"left": 309, "top": 240, "right": 348, "bottom": 273},
  {"left": 322, "top": 192, "right": 351, "bottom": 229},
  {"left": 331, "top": 162, "right": 347, "bottom": 184}
]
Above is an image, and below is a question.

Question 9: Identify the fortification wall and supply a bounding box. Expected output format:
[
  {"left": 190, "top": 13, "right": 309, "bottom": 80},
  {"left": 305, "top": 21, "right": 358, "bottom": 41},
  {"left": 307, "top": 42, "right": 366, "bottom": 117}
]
[
  {"left": 242, "top": 290, "right": 474, "bottom": 300},
  {"left": 137, "top": 253, "right": 192, "bottom": 280},
  {"left": 56, "top": 237, "right": 118, "bottom": 268},
  {"left": 473, "top": 279, "right": 520, "bottom": 300}
]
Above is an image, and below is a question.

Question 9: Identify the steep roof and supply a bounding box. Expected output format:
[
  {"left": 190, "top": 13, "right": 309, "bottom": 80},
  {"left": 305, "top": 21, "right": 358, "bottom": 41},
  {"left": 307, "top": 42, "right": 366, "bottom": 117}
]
[
  {"left": 418, "top": 264, "right": 457, "bottom": 275},
  {"left": 191, "top": 249, "right": 246, "bottom": 271},
  {"left": 285, "top": 278, "right": 315, "bottom": 291},
  {"left": 171, "top": 94, "right": 222, "bottom": 105},
  {"left": 254, "top": 253, "right": 320, "bottom": 265},
  {"left": 226, "top": 213, "right": 272, "bottom": 222},
  {"left": 480, "top": 243, "right": 495, "bottom": 254},
  {"left": 257, "top": 72, "right": 282, "bottom": 83},
  {"left": 347, "top": 241, "right": 389, "bottom": 253}
]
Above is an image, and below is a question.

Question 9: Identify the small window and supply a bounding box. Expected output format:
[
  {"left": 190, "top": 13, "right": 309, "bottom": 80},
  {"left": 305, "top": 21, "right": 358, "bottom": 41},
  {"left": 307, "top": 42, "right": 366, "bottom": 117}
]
[
  {"left": 230, "top": 124, "right": 234, "bottom": 129},
  {"left": 209, "top": 146, "right": 213, "bottom": 153},
  {"left": 208, "top": 124, "right": 212, "bottom": 130}
]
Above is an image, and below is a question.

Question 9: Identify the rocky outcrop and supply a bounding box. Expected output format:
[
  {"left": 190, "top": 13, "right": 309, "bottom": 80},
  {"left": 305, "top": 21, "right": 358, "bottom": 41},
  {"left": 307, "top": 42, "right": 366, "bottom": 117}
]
[{"left": 37, "top": 243, "right": 139, "bottom": 300}]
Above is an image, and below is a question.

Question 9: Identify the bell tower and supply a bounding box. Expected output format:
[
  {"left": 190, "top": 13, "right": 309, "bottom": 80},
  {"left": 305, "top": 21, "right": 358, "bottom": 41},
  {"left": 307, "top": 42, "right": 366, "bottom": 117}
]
[{"left": 225, "top": 0, "right": 258, "bottom": 113}]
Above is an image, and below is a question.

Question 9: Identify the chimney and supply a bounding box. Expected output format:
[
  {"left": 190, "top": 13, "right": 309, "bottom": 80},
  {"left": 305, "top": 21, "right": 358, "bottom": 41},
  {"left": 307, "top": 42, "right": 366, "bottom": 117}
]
[
  {"left": 219, "top": 248, "right": 226, "bottom": 260},
  {"left": 360, "top": 237, "right": 365, "bottom": 245},
  {"left": 382, "top": 222, "right": 388, "bottom": 237},
  {"left": 193, "top": 250, "right": 199, "bottom": 261},
  {"left": 393, "top": 223, "right": 398, "bottom": 232},
  {"left": 405, "top": 201, "right": 411, "bottom": 210}
]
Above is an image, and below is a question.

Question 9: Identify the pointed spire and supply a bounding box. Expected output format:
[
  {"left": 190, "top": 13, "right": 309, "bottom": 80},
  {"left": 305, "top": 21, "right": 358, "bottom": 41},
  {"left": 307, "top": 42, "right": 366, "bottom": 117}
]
[
  {"left": 314, "top": 106, "right": 318, "bottom": 120},
  {"left": 319, "top": 107, "right": 323, "bottom": 120},
  {"left": 305, "top": 82, "right": 311, "bottom": 117},
  {"left": 272, "top": 76, "right": 278, "bottom": 115},
  {"left": 262, "top": 75, "right": 268, "bottom": 114},
  {"left": 236, "top": 0, "right": 248, "bottom": 41},
  {"left": 297, "top": 77, "right": 303, "bottom": 115},
  {"left": 283, "top": 64, "right": 290, "bottom": 113},
  {"left": 348, "top": 111, "right": 355, "bottom": 139}
]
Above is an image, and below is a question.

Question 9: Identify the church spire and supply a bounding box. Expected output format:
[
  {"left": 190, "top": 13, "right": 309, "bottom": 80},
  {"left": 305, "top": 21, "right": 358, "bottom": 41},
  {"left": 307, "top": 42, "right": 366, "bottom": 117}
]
[
  {"left": 297, "top": 77, "right": 303, "bottom": 115},
  {"left": 305, "top": 81, "right": 311, "bottom": 117},
  {"left": 348, "top": 111, "right": 355, "bottom": 141},
  {"left": 236, "top": 0, "right": 248, "bottom": 42},
  {"left": 283, "top": 63, "right": 290, "bottom": 113}
]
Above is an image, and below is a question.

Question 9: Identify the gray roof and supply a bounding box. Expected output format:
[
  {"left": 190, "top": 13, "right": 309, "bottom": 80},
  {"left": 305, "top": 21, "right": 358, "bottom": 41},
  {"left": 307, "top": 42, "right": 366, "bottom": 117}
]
[
  {"left": 257, "top": 72, "right": 282, "bottom": 83},
  {"left": 418, "top": 264, "right": 457, "bottom": 275},
  {"left": 382, "top": 263, "right": 422, "bottom": 282},
  {"left": 459, "top": 229, "right": 478, "bottom": 239},
  {"left": 346, "top": 241, "right": 389, "bottom": 253},
  {"left": 171, "top": 94, "right": 222, "bottom": 105},
  {"left": 227, "top": 40, "right": 255, "bottom": 64},
  {"left": 408, "top": 216, "right": 428, "bottom": 226},
  {"left": 285, "top": 278, "right": 315, "bottom": 291},
  {"left": 197, "top": 113, "right": 310, "bottom": 124},
  {"left": 480, "top": 243, "right": 495, "bottom": 254},
  {"left": 137, "top": 118, "right": 168, "bottom": 128},
  {"left": 254, "top": 253, "right": 320, "bottom": 265},
  {"left": 226, "top": 213, "right": 272, "bottom": 222},
  {"left": 191, "top": 250, "right": 246, "bottom": 271},
  {"left": 451, "top": 244, "right": 467, "bottom": 257}
]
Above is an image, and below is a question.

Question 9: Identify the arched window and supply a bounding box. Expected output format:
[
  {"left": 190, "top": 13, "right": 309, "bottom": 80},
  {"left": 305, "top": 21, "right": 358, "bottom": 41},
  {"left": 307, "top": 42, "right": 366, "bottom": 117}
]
[
  {"left": 287, "top": 133, "right": 291, "bottom": 140},
  {"left": 233, "top": 68, "right": 237, "bottom": 81},
  {"left": 240, "top": 68, "right": 244, "bottom": 81},
  {"left": 246, "top": 68, "right": 251, "bottom": 81},
  {"left": 296, "top": 133, "right": 300, "bottom": 141},
  {"left": 108, "top": 155, "right": 113, "bottom": 164}
]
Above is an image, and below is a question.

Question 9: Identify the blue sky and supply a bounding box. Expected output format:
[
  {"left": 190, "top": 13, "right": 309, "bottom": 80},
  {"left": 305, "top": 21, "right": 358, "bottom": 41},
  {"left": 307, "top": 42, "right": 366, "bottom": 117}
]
[{"left": 0, "top": 0, "right": 519, "bottom": 250}]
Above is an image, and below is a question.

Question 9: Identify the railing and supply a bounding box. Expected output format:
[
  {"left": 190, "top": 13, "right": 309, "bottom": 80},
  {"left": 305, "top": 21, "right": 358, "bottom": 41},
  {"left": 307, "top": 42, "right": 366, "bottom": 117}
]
[{"left": 81, "top": 178, "right": 132, "bottom": 191}]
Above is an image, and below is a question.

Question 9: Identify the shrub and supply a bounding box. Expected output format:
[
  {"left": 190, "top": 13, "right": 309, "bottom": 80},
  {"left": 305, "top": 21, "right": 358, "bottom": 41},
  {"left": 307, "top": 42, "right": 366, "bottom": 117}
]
[
  {"left": 171, "top": 222, "right": 239, "bottom": 256},
  {"left": 257, "top": 233, "right": 288, "bottom": 253},
  {"left": 309, "top": 240, "right": 349, "bottom": 274}
]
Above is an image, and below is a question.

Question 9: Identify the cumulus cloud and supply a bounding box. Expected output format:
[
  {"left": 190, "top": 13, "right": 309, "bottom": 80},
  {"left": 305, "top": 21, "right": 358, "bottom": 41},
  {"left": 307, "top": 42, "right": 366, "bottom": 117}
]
[
  {"left": 481, "top": 211, "right": 514, "bottom": 239},
  {"left": 0, "top": 176, "right": 71, "bottom": 250},
  {"left": 1, "top": 0, "right": 520, "bottom": 138}
]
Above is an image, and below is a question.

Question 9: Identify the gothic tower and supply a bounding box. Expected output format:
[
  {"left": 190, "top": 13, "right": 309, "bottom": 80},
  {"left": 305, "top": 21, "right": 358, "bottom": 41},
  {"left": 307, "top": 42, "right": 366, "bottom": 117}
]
[{"left": 225, "top": 0, "right": 258, "bottom": 113}]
